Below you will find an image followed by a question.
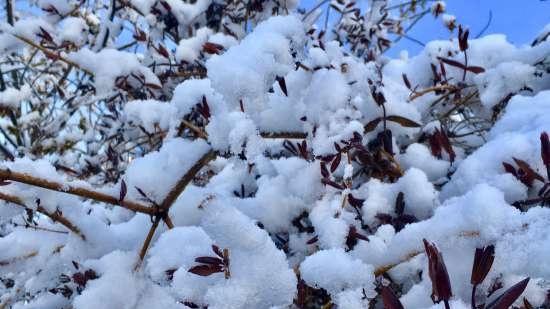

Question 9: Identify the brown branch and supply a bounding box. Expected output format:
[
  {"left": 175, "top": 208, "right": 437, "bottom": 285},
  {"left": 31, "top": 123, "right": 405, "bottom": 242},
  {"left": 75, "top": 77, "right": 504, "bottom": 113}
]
[
  {"left": 160, "top": 150, "right": 216, "bottom": 210},
  {"left": 129, "top": 148, "right": 218, "bottom": 270},
  {"left": 135, "top": 150, "right": 216, "bottom": 266},
  {"left": 0, "top": 168, "right": 154, "bottom": 215},
  {"left": 135, "top": 216, "right": 161, "bottom": 270},
  {"left": 0, "top": 191, "right": 86, "bottom": 240},
  {"left": 163, "top": 215, "right": 175, "bottom": 229},
  {"left": 180, "top": 120, "right": 209, "bottom": 139},
  {"left": 12, "top": 35, "right": 94, "bottom": 76},
  {"left": 409, "top": 84, "right": 457, "bottom": 101},
  {"left": 260, "top": 132, "right": 308, "bottom": 139}
]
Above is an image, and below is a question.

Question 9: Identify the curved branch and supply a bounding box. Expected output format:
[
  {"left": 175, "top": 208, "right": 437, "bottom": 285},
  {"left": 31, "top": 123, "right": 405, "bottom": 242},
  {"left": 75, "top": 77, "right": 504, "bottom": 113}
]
[
  {"left": 0, "top": 168, "right": 154, "bottom": 214},
  {"left": 160, "top": 150, "right": 216, "bottom": 210}
]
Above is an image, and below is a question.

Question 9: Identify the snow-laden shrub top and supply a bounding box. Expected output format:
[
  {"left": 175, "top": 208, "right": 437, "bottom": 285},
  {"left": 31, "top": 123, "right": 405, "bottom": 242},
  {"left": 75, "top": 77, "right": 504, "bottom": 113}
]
[{"left": 0, "top": 1, "right": 549, "bottom": 309}]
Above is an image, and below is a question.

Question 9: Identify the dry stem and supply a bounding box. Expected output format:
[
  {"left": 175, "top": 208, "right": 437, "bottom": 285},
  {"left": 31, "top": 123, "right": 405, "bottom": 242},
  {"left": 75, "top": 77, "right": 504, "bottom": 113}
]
[{"left": 13, "top": 35, "right": 94, "bottom": 76}]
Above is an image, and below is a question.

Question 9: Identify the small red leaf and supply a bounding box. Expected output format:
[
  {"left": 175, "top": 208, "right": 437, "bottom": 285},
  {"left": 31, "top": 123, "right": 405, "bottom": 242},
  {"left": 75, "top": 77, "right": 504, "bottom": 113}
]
[
  {"left": 195, "top": 256, "right": 223, "bottom": 265},
  {"left": 188, "top": 264, "right": 223, "bottom": 277},
  {"left": 330, "top": 154, "right": 341, "bottom": 173},
  {"left": 276, "top": 76, "right": 288, "bottom": 96}
]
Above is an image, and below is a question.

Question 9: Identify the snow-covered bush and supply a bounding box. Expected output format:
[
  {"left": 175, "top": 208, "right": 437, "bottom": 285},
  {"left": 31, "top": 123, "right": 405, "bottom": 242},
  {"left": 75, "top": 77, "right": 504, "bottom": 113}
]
[{"left": 0, "top": 0, "right": 549, "bottom": 308}]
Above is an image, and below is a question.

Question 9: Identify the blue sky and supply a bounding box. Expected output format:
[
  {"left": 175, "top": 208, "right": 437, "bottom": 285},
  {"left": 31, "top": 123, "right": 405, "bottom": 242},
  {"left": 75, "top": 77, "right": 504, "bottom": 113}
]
[
  {"left": 4, "top": 0, "right": 550, "bottom": 57},
  {"left": 299, "top": 0, "right": 550, "bottom": 56},
  {"left": 387, "top": 0, "right": 550, "bottom": 55}
]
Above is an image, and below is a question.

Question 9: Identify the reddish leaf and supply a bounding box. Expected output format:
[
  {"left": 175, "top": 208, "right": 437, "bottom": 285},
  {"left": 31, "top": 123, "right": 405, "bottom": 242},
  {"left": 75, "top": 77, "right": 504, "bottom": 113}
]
[
  {"left": 276, "top": 76, "right": 288, "bottom": 96},
  {"left": 195, "top": 256, "right": 223, "bottom": 265},
  {"left": 157, "top": 44, "right": 170, "bottom": 59},
  {"left": 502, "top": 162, "right": 517, "bottom": 177},
  {"left": 423, "top": 239, "right": 453, "bottom": 303},
  {"left": 348, "top": 194, "right": 365, "bottom": 208},
  {"left": 513, "top": 157, "right": 545, "bottom": 185},
  {"left": 381, "top": 286, "right": 405, "bottom": 309},
  {"left": 438, "top": 128, "right": 456, "bottom": 163},
  {"left": 188, "top": 264, "right": 223, "bottom": 276},
  {"left": 119, "top": 180, "right": 127, "bottom": 202},
  {"left": 466, "top": 66, "right": 485, "bottom": 74},
  {"left": 402, "top": 74, "right": 412, "bottom": 90},
  {"left": 395, "top": 192, "right": 405, "bottom": 215},
  {"left": 385, "top": 115, "right": 422, "bottom": 128},
  {"left": 202, "top": 42, "right": 224, "bottom": 54},
  {"left": 212, "top": 245, "right": 223, "bottom": 258},
  {"left": 540, "top": 132, "right": 550, "bottom": 166},
  {"left": 321, "top": 178, "right": 345, "bottom": 190},
  {"left": 438, "top": 57, "right": 467, "bottom": 70},
  {"left": 458, "top": 25, "right": 469, "bottom": 51},
  {"left": 330, "top": 154, "right": 341, "bottom": 173},
  {"left": 320, "top": 162, "right": 330, "bottom": 178},
  {"left": 306, "top": 235, "right": 318, "bottom": 244},
  {"left": 72, "top": 272, "right": 86, "bottom": 286},
  {"left": 486, "top": 278, "right": 530, "bottom": 309},
  {"left": 364, "top": 117, "right": 382, "bottom": 133},
  {"left": 471, "top": 245, "right": 495, "bottom": 285}
]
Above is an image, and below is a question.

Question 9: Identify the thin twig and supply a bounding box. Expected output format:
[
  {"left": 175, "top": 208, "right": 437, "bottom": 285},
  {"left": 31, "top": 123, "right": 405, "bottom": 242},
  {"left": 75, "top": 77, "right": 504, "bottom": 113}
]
[
  {"left": 0, "top": 191, "right": 86, "bottom": 240},
  {"left": 13, "top": 35, "right": 94, "bottom": 76},
  {"left": 135, "top": 216, "right": 161, "bottom": 269},
  {"left": 135, "top": 150, "right": 216, "bottom": 265},
  {"left": 260, "top": 132, "right": 308, "bottom": 139}
]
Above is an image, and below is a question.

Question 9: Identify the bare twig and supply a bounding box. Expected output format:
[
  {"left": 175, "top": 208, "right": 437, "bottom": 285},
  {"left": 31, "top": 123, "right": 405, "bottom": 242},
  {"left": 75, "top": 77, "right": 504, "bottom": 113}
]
[
  {"left": 12, "top": 35, "right": 94, "bottom": 76},
  {"left": 136, "top": 216, "right": 161, "bottom": 267},
  {"left": 135, "top": 150, "right": 217, "bottom": 265},
  {"left": 0, "top": 191, "right": 86, "bottom": 240},
  {"left": 260, "top": 132, "right": 308, "bottom": 139}
]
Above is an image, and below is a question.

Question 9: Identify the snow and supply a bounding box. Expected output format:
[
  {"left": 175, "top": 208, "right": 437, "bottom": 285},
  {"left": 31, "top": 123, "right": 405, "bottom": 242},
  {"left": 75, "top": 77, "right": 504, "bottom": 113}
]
[
  {"left": 68, "top": 48, "right": 161, "bottom": 94},
  {"left": 0, "top": 85, "right": 31, "bottom": 108},
  {"left": 1, "top": 3, "right": 550, "bottom": 309},
  {"left": 59, "top": 17, "right": 89, "bottom": 45},
  {"left": 300, "top": 248, "right": 375, "bottom": 295}
]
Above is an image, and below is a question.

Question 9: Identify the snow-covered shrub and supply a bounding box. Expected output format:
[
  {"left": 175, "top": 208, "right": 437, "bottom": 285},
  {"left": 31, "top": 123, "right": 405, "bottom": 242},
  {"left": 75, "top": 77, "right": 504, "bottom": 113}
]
[{"left": 0, "top": 0, "right": 550, "bottom": 309}]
